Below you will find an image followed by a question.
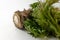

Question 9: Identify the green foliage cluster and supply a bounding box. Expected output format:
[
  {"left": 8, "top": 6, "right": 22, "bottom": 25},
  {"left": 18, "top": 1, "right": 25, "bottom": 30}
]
[{"left": 23, "top": 0, "right": 60, "bottom": 38}]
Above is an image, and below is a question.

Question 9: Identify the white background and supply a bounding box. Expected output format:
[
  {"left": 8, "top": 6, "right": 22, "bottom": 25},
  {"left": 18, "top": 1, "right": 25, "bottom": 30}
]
[
  {"left": 0, "top": 0, "right": 60, "bottom": 40},
  {"left": 0, "top": 0, "right": 40, "bottom": 40}
]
